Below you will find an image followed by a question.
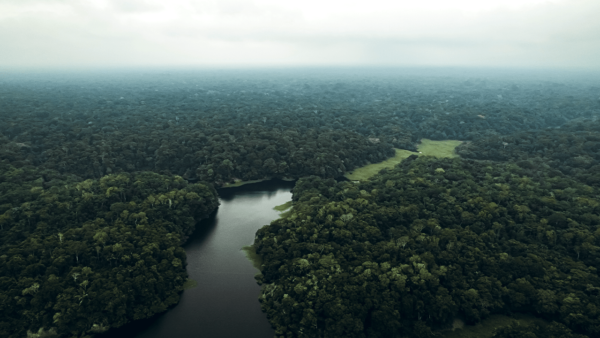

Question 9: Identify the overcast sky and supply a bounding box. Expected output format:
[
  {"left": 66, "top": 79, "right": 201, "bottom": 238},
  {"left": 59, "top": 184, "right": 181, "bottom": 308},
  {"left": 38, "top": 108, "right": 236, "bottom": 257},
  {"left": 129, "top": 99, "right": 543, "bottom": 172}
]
[{"left": 0, "top": 0, "right": 598, "bottom": 69}]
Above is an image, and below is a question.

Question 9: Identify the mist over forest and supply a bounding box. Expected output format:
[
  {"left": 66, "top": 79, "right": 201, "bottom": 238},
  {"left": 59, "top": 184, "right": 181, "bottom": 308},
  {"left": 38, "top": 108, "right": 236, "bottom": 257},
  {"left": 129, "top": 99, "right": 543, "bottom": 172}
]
[
  {"left": 1, "top": 68, "right": 600, "bottom": 338},
  {"left": 2, "top": 68, "right": 599, "bottom": 181}
]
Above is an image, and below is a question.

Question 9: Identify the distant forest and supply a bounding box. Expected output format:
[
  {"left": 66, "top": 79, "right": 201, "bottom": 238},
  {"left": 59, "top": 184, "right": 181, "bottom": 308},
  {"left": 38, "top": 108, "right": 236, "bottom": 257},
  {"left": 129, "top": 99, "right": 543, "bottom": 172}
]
[
  {"left": 2, "top": 70, "right": 598, "bottom": 184},
  {"left": 0, "top": 69, "right": 599, "bottom": 337}
]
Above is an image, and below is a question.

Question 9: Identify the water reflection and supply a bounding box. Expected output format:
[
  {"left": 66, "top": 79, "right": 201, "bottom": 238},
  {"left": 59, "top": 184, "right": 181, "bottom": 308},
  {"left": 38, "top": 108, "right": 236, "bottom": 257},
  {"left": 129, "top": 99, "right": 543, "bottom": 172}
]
[
  {"left": 187, "top": 210, "right": 219, "bottom": 247},
  {"left": 102, "top": 179, "right": 294, "bottom": 338},
  {"left": 218, "top": 179, "right": 295, "bottom": 201}
]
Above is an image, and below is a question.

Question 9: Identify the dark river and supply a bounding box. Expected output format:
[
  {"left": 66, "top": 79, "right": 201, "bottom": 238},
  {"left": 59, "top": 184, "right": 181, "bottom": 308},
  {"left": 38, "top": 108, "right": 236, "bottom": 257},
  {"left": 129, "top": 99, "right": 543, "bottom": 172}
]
[{"left": 104, "top": 179, "right": 295, "bottom": 338}]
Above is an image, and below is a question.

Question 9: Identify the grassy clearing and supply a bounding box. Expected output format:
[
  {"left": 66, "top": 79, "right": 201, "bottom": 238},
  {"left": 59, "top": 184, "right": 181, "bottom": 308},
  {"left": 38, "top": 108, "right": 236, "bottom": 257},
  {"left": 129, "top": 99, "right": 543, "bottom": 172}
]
[
  {"left": 439, "top": 314, "right": 544, "bottom": 338},
  {"left": 344, "top": 139, "right": 463, "bottom": 181},
  {"left": 418, "top": 138, "right": 463, "bottom": 158},
  {"left": 222, "top": 178, "right": 268, "bottom": 188},
  {"left": 345, "top": 148, "right": 418, "bottom": 181},
  {"left": 182, "top": 278, "right": 198, "bottom": 290},
  {"left": 241, "top": 245, "right": 263, "bottom": 271}
]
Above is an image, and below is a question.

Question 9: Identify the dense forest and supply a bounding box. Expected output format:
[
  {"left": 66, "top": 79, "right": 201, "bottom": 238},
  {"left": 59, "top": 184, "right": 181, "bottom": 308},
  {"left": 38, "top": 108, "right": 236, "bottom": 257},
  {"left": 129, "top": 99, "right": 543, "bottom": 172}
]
[
  {"left": 1, "top": 70, "right": 599, "bottom": 184},
  {"left": 0, "top": 69, "right": 599, "bottom": 337},
  {"left": 456, "top": 120, "right": 600, "bottom": 188},
  {"left": 0, "top": 163, "right": 219, "bottom": 337},
  {"left": 254, "top": 155, "right": 600, "bottom": 337}
]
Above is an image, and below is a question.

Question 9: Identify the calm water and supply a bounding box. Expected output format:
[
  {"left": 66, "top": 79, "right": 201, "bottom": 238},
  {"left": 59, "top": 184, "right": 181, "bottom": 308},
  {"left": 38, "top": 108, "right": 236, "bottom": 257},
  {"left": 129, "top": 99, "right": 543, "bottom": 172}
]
[{"left": 104, "top": 179, "right": 294, "bottom": 338}]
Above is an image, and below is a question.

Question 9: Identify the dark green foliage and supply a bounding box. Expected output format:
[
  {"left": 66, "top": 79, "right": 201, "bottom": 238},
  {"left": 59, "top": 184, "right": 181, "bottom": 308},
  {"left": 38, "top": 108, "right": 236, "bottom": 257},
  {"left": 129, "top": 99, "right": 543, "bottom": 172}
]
[
  {"left": 1, "top": 71, "right": 598, "bottom": 185},
  {"left": 0, "top": 123, "right": 393, "bottom": 185},
  {"left": 0, "top": 162, "right": 219, "bottom": 337},
  {"left": 457, "top": 120, "right": 600, "bottom": 187},
  {"left": 2, "top": 71, "right": 600, "bottom": 337},
  {"left": 492, "top": 320, "right": 588, "bottom": 338},
  {"left": 254, "top": 156, "right": 600, "bottom": 337}
]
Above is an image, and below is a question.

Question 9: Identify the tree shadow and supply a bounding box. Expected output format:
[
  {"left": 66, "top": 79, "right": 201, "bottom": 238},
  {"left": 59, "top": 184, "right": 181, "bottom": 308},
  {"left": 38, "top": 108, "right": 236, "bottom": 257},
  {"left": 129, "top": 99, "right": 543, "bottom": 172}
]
[
  {"left": 184, "top": 209, "right": 219, "bottom": 249},
  {"left": 218, "top": 178, "right": 295, "bottom": 202}
]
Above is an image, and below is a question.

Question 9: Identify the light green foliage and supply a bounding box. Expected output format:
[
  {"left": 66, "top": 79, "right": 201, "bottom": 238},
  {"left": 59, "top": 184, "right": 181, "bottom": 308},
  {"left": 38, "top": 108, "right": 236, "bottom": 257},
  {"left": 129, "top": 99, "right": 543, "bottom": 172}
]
[
  {"left": 417, "top": 138, "right": 462, "bottom": 158},
  {"left": 273, "top": 201, "right": 293, "bottom": 212},
  {"left": 26, "top": 327, "right": 58, "bottom": 338},
  {"left": 241, "top": 245, "right": 264, "bottom": 271},
  {"left": 182, "top": 278, "right": 198, "bottom": 290},
  {"left": 345, "top": 139, "right": 462, "bottom": 181},
  {"left": 345, "top": 148, "right": 418, "bottom": 181}
]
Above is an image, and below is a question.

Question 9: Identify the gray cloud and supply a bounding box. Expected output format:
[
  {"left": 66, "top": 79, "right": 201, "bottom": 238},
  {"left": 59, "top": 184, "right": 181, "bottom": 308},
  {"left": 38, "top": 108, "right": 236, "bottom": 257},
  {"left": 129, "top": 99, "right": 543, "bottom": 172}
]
[{"left": 0, "top": 0, "right": 598, "bottom": 69}]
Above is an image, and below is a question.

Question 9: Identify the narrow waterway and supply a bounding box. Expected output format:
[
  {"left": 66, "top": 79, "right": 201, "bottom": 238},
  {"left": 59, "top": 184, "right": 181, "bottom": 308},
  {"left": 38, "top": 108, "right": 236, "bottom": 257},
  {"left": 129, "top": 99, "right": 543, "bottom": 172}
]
[{"left": 104, "top": 179, "right": 295, "bottom": 338}]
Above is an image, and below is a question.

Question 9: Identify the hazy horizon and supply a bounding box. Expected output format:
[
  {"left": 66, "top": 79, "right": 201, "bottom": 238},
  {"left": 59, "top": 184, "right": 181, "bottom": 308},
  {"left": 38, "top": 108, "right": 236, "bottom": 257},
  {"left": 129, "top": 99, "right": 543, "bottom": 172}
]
[{"left": 1, "top": 0, "right": 599, "bottom": 70}]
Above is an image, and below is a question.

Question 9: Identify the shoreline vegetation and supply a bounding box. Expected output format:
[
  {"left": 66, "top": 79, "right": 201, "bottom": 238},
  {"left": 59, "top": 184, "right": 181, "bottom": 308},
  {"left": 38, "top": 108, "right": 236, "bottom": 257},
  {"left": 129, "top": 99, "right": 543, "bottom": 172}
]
[
  {"left": 242, "top": 201, "right": 295, "bottom": 272},
  {"left": 345, "top": 139, "right": 463, "bottom": 181},
  {"left": 273, "top": 201, "right": 293, "bottom": 219},
  {"left": 182, "top": 278, "right": 198, "bottom": 290},
  {"left": 273, "top": 201, "right": 293, "bottom": 212},
  {"left": 242, "top": 201, "right": 295, "bottom": 283},
  {"left": 241, "top": 245, "right": 264, "bottom": 272}
]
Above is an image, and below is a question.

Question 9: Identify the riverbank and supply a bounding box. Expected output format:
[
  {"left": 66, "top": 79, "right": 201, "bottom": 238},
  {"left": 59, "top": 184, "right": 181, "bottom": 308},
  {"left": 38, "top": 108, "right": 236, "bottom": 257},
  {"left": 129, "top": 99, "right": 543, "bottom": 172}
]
[
  {"left": 222, "top": 177, "right": 295, "bottom": 188},
  {"left": 102, "top": 179, "right": 294, "bottom": 338},
  {"left": 241, "top": 200, "right": 294, "bottom": 274},
  {"left": 222, "top": 178, "right": 269, "bottom": 188},
  {"left": 241, "top": 245, "right": 264, "bottom": 271},
  {"left": 273, "top": 200, "right": 293, "bottom": 218}
]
